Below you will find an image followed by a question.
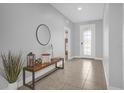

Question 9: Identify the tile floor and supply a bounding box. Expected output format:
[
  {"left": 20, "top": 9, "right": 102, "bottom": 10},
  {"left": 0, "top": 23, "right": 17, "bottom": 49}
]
[{"left": 19, "top": 58, "right": 107, "bottom": 90}]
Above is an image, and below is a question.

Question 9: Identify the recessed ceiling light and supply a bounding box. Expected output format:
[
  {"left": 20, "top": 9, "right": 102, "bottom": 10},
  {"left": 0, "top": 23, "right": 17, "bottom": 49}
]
[{"left": 77, "top": 7, "right": 82, "bottom": 11}]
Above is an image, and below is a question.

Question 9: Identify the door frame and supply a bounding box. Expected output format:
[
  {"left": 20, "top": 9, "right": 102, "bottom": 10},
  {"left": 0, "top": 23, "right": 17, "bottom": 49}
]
[
  {"left": 64, "top": 27, "right": 71, "bottom": 60},
  {"left": 79, "top": 24, "right": 95, "bottom": 59}
]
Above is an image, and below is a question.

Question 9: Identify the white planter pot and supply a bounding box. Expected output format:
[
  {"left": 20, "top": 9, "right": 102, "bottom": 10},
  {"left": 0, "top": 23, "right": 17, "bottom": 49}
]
[{"left": 7, "top": 82, "right": 17, "bottom": 90}]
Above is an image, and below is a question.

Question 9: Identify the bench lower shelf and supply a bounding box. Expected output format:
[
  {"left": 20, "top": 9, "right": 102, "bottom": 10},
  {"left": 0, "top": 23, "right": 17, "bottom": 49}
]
[{"left": 23, "top": 57, "right": 64, "bottom": 90}]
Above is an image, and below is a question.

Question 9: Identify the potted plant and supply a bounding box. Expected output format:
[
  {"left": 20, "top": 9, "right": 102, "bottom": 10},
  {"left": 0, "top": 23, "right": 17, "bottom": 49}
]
[{"left": 1, "top": 51, "right": 23, "bottom": 90}]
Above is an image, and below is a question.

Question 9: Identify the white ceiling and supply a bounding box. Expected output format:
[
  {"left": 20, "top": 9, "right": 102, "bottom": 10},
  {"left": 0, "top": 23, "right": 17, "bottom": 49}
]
[{"left": 51, "top": 3, "right": 104, "bottom": 23}]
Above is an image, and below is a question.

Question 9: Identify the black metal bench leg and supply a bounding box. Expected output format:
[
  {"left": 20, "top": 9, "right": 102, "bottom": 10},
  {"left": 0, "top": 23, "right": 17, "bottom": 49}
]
[
  {"left": 55, "top": 58, "right": 64, "bottom": 69},
  {"left": 62, "top": 58, "right": 64, "bottom": 69},
  {"left": 23, "top": 68, "right": 25, "bottom": 86},
  {"left": 32, "top": 71, "right": 35, "bottom": 90},
  {"left": 55, "top": 62, "right": 57, "bottom": 68}
]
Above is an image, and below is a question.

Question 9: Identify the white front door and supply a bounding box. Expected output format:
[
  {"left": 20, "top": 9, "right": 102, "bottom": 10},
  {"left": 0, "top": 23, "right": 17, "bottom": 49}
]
[
  {"left": 64, "top": 27, "right": 71, "bottom": 60},
  {"left": 80, "top": 24, "right": 95, "bottom": 58}
]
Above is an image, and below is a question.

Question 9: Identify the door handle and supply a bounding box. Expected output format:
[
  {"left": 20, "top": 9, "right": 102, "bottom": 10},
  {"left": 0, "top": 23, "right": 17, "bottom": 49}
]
[{"left": 81, "top": 42, "right": 83, "bottom": 45}]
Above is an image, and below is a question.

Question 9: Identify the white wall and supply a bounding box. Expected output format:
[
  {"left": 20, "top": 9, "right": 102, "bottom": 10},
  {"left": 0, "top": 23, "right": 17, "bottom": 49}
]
[
  {"left": 123, "top": 3, "right": 124, "bottom": 89},
  {"left": 103, "top": 3, "right": 123, "bottom": 89},
  {"left": 0, "top": 3, "right": 74, "bottom": 89},
  {"left": 109, "top": 3, "right": 123, "bottom": 89},
  {"left": 73, "top": 20, "right": 103, "bottom": 58}
]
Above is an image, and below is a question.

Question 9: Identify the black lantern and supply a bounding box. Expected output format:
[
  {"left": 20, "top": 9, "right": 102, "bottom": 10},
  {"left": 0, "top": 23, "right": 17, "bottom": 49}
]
[{"left": 27, "top": 52, "right": 36, "bottom": 67}]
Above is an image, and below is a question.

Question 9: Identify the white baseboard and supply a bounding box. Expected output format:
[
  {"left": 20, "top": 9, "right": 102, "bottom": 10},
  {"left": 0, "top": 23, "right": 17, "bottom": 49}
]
[
  {"left": 94, "top": 57, "right": 103, "bottom": 61},
  {"left": 108, "top": 86, "right": 122, "bottom": 90},
  {"left": 71, "top": 56, "right": 94, "bottom": 59},
  {"left": 70, "top": 56, "right": 81, "bottom": 59},
  {"left": 70, "top": 56, "right": 103, "bottom": 61},
  {"left": 103, "top": 64, "right": 109, "bottom": 89},
  {"left": 102, "top": 59, "right": 109, "bottom": 89}
]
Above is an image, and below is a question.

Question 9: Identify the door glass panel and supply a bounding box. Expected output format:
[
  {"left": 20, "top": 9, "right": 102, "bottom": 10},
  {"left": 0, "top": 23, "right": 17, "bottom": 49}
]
[{"left": 83, "top": 30, "right": 91, "bottom": 56}]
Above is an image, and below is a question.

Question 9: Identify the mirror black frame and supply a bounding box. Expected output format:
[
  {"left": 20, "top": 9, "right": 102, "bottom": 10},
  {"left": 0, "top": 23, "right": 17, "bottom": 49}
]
[{"left": 36, "top": 24, "right": 51, "bottom": 46}]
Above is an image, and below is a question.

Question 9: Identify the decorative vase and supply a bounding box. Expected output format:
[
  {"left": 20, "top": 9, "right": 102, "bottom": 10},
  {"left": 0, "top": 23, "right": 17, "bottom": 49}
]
[{"left": 7, "top": 82, "right": 17, "bottom": 90}]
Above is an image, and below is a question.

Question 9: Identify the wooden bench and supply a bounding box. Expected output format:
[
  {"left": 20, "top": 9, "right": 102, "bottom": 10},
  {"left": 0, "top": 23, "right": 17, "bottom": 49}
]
[{"left": 23, "top": 57, "right": 64, "bottom": 90}]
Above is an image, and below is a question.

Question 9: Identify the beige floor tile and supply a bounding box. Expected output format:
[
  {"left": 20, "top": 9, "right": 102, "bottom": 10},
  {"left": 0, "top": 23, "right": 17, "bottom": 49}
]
[
  {"left": 36, "top": 76, "right": 65, "bottom": 90},
  {"left": 64, "top": 77, "right": 85, "bottom": 88},
  {"left": 62, "top": 83, "right": 82, "bottom": 90},
  {"left": 83, "top": 80, "right": 107, "bottom": 90},
  {"left": 18, "top": 86, "right": 30, "bottom": 90}
]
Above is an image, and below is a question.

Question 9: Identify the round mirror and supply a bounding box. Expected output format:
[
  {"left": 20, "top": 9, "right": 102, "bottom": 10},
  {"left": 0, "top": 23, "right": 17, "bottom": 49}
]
[{"left": 36, "top": 24, "right": 51, "bottom": 46}]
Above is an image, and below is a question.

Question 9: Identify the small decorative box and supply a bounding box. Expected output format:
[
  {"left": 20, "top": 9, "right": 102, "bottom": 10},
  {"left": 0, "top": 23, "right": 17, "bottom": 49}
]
[{"left": 41, "top": 53, "right": 51, "bottom": 63}]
